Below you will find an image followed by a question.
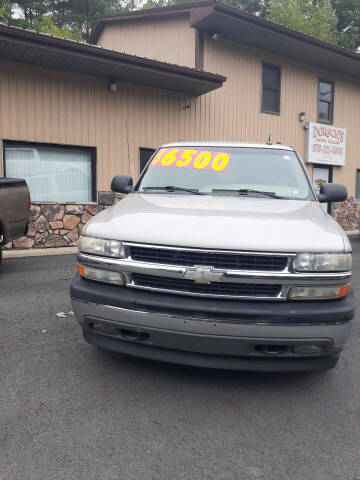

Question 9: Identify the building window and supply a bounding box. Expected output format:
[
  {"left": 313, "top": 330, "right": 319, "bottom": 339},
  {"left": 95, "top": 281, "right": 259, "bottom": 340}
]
[
  {"left": 356, "top": 170, "right": 360, "bottom": 201},
  {"left": 318, "top": 80, "right": 334, "bottom": 124},
  {"left": 261, "top": 63, "right": 281, "bottom": 114},
  {"left": 3, "top": 141, "right": 96, "bottom": 202},
  {"left": 139, "top": 147, "right": 155, "bottom": 174}
]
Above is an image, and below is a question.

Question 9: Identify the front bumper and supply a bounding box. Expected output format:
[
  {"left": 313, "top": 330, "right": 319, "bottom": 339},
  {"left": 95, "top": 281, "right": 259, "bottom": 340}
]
[{"left": 71, "top": 276, "right": 355, "bottom": 372}]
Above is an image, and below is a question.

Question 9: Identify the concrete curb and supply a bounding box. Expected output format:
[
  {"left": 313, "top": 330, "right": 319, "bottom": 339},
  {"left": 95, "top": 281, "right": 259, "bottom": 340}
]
[{"left": 3, "top": 246, "right": 77, "bottom": 258}]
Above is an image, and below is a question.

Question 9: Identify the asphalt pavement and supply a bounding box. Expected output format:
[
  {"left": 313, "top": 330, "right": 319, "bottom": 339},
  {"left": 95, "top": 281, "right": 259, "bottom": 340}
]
[{"left": 1, "top": 241, "right": 360, "bottom": 480}]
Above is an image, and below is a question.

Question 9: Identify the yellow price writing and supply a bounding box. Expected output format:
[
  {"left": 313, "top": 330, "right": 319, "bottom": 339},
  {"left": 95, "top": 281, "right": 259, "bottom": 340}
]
[
  {"left": 150, "top": 148, "right": 231, "bottom": 172},
  {"left": 212, "top": 153, "right": 230, "bottom": 171},
  {"left": 151, "top": 150, "right": 165, "bottom": 166},
  {"left": 161, "top": 149, "right": 179, "bottom": 166},
  {"left": 177, "top": 150, "right": 197, "bottom": 167},
  {"left": 194, "top": 152, "right": 212, "bottom": 169}
]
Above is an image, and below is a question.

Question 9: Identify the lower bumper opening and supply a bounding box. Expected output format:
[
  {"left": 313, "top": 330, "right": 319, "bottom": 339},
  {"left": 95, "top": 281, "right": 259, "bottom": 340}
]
[
  {"left": 83, "top": 327, "right": 340, "bottom": 372},
  {"left": 85, "top": 317, "right": 335, "bottom": 358},
  {"left": 255, "top": 344, "right": 290, "bottom": 355},
  {"left": 89, "top": 321, "right": 150, "bottom": 342}
]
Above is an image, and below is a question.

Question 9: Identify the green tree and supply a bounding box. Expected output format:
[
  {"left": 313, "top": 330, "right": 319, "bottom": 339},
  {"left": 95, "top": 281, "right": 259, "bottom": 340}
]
[
  {"left": 0, "top": 1, "right": 12, "bottom": 24},
  {"left": 47, "top": 1, "right": 117, "bottom": 39},
  {"left": 331, "top": 0, "right": 360, "bottom": 50},
  {"left": 268, "top": 0, "right": 338, "bottom": 43},
  {"left": 223, "top": 0, "right": 269, "bottom": 16},
  {"left": 143, "top": 0, "right": 191, "bottom": 8},
  {"left": 0, "top": 1, "right": 81, "bottom": 39},
  {"left": 143, "top": 0, "right": 268, "bottom": 15},
  {"left": 47, "top": 0, "right": 138, "bottom": 39},
  {"left": 13, "top": 0, "right": 48, "bottom": 24},
  {"left": 0, "top": 1, "right": 133, "bottom": 40},
  {"left": 32, "top": 15, "right": 82, "bottom": 40}
]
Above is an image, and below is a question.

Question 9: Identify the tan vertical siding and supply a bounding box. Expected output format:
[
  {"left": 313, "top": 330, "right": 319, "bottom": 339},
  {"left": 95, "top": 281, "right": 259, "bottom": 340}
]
[
  {"left": 97, "top": 15, "right": 195, "bottom": 68},
  {"left": 0, "top": 60, "right": 191, "bottom": 186},
  {"left": 203, "top": 36, "right": 360, "bottom": 194},
  {"left": 1, "top": 32, "right": 360, "bottom": 197}
]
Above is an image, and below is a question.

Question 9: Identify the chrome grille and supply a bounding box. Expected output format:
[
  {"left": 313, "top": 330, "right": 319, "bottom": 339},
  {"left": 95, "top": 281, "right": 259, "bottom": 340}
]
[
  {"left": 132, "top": 273, "right": 282, "bottom": 298},
  {"left": 129, "top": 245, "right": 288, "bottom": 271}
]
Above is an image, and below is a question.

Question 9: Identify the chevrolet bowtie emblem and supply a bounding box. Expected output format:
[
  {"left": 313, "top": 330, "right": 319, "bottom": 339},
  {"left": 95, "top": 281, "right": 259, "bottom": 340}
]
[{"left": 183, "top": 266, "right": 224, "bottom": 284}]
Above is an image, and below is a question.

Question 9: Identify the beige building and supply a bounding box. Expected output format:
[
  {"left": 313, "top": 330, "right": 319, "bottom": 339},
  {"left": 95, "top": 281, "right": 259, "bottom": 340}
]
[{"left": 1, "top": 0, "right": 360, "bottom": 249}]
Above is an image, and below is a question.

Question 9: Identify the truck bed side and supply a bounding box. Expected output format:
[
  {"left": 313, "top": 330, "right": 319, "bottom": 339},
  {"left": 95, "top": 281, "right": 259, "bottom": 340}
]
[{"left": 0, "top": 178, "right": 29, "bottom": 245}]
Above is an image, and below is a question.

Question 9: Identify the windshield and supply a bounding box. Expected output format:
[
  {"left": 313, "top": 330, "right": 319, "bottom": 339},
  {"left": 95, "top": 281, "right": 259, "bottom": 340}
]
[{"left": 136, "top": 146, "right": 314, "bottom": 200}]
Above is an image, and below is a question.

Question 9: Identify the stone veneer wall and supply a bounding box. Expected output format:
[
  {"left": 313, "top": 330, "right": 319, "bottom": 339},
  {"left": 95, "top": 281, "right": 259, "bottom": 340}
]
[
  {"left": 333, "top": 197, "right": 360, "bottom": 233},
  {"left": 5, "top": 203, "right": 107, "bottom": 249}
]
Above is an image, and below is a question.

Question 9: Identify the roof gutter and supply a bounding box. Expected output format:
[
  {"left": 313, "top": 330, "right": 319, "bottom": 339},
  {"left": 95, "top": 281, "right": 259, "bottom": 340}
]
[{"left": 0, "top": 24, "right": 225, "bottom": 82}]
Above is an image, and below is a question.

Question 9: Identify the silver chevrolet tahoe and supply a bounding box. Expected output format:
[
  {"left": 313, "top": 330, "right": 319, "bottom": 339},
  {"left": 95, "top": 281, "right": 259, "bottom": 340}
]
[{"left": 71, "top": 142, "right": 354, "bottom": 372}]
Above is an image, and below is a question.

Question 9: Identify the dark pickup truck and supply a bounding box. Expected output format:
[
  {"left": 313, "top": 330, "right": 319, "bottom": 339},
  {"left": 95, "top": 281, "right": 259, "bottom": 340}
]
[{"left": 0, "top": 178, "right": 30, "bottom": 265}]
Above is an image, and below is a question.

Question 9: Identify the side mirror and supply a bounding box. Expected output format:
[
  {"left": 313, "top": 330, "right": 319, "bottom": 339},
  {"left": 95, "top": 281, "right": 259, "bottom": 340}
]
[
  {"left": 111, "top": 175, "right": 133, "bottom": 194},
  {"left": 318, "top": 183, "right": 347, "bottom": 203}
]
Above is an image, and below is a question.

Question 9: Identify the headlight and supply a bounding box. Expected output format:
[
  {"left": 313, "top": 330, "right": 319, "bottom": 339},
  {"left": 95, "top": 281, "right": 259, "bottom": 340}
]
[
  {"left": 77, "top": 264, "right": 125, "bottom": 286},
  {"left": 78, "top": 236, "right": 125, "bottom": 258},
  {"left": 288, "top": 284, "right": 350, "bottom": 300},
  {"left": 293, "top": 253, "right": 351, "bottom": 272}
]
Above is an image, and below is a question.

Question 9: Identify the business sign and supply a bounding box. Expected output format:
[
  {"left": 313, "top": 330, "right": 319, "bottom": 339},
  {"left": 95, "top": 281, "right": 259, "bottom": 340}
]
[{"left": 306, "top": 122, "right": 346, "bottom": 166}]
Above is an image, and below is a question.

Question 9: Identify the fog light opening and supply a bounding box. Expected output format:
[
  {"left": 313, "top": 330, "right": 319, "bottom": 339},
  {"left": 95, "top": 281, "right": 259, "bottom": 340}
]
[
  {"left": 120, "top": 329, "right": 149, "bottom": 341},
  {"left": 90, "top": 322, "right": 119, "bottom": 336},
  {"left": 293, "top": 344, "right": 324, "bottom": 355}
]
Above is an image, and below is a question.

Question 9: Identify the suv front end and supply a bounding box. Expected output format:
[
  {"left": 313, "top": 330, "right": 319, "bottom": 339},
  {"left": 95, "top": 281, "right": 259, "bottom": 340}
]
[
  {"left": 70, "top": 143, "right": 355, "bottom": 371},
  {"left": 71, "top": 238, "right": 354, "bottom": 371}
]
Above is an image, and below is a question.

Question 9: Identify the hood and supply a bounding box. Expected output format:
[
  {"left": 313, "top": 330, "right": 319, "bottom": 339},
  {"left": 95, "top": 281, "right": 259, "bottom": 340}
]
[{"left": 85, "top": 193, "right": 347, "bottom": 253}]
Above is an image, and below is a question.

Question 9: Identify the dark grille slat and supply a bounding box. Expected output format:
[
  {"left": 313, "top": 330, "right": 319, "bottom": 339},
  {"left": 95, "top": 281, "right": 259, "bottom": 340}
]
[
  {"left": 129, "top": 246, "right": 287, "bottom": 272},
  {"left": 132, "top": 273, "right": 281, "bottom": 298}
]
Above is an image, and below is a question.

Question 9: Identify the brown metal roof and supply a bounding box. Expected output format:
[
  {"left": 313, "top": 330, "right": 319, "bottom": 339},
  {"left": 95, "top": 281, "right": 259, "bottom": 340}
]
[
  {"left": 0, "top": 23, "right": 225, "bottom": 95},
  {"left": 94, "top": 1, "right": 213, "bottom": 22},
  {"left": 90, "top": 0, "right": 360, "bottom": 80}
]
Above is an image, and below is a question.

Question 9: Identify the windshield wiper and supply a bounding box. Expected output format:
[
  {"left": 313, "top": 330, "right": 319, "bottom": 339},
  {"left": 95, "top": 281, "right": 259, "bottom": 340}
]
[
  {"left": 142, "top": 186, "right": 204, "bottom": 195},
  {"left": 212, "top": 188, "right": 284, "bottom": 199}
]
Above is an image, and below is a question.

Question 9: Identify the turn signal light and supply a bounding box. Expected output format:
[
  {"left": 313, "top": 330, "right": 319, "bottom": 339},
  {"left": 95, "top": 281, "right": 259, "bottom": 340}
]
[
  {"left": 77, "top": 264, "right": 85, "bottom": 278},
  {"left": 338, "top": 284, "right": 351, "bottom": 298}
]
